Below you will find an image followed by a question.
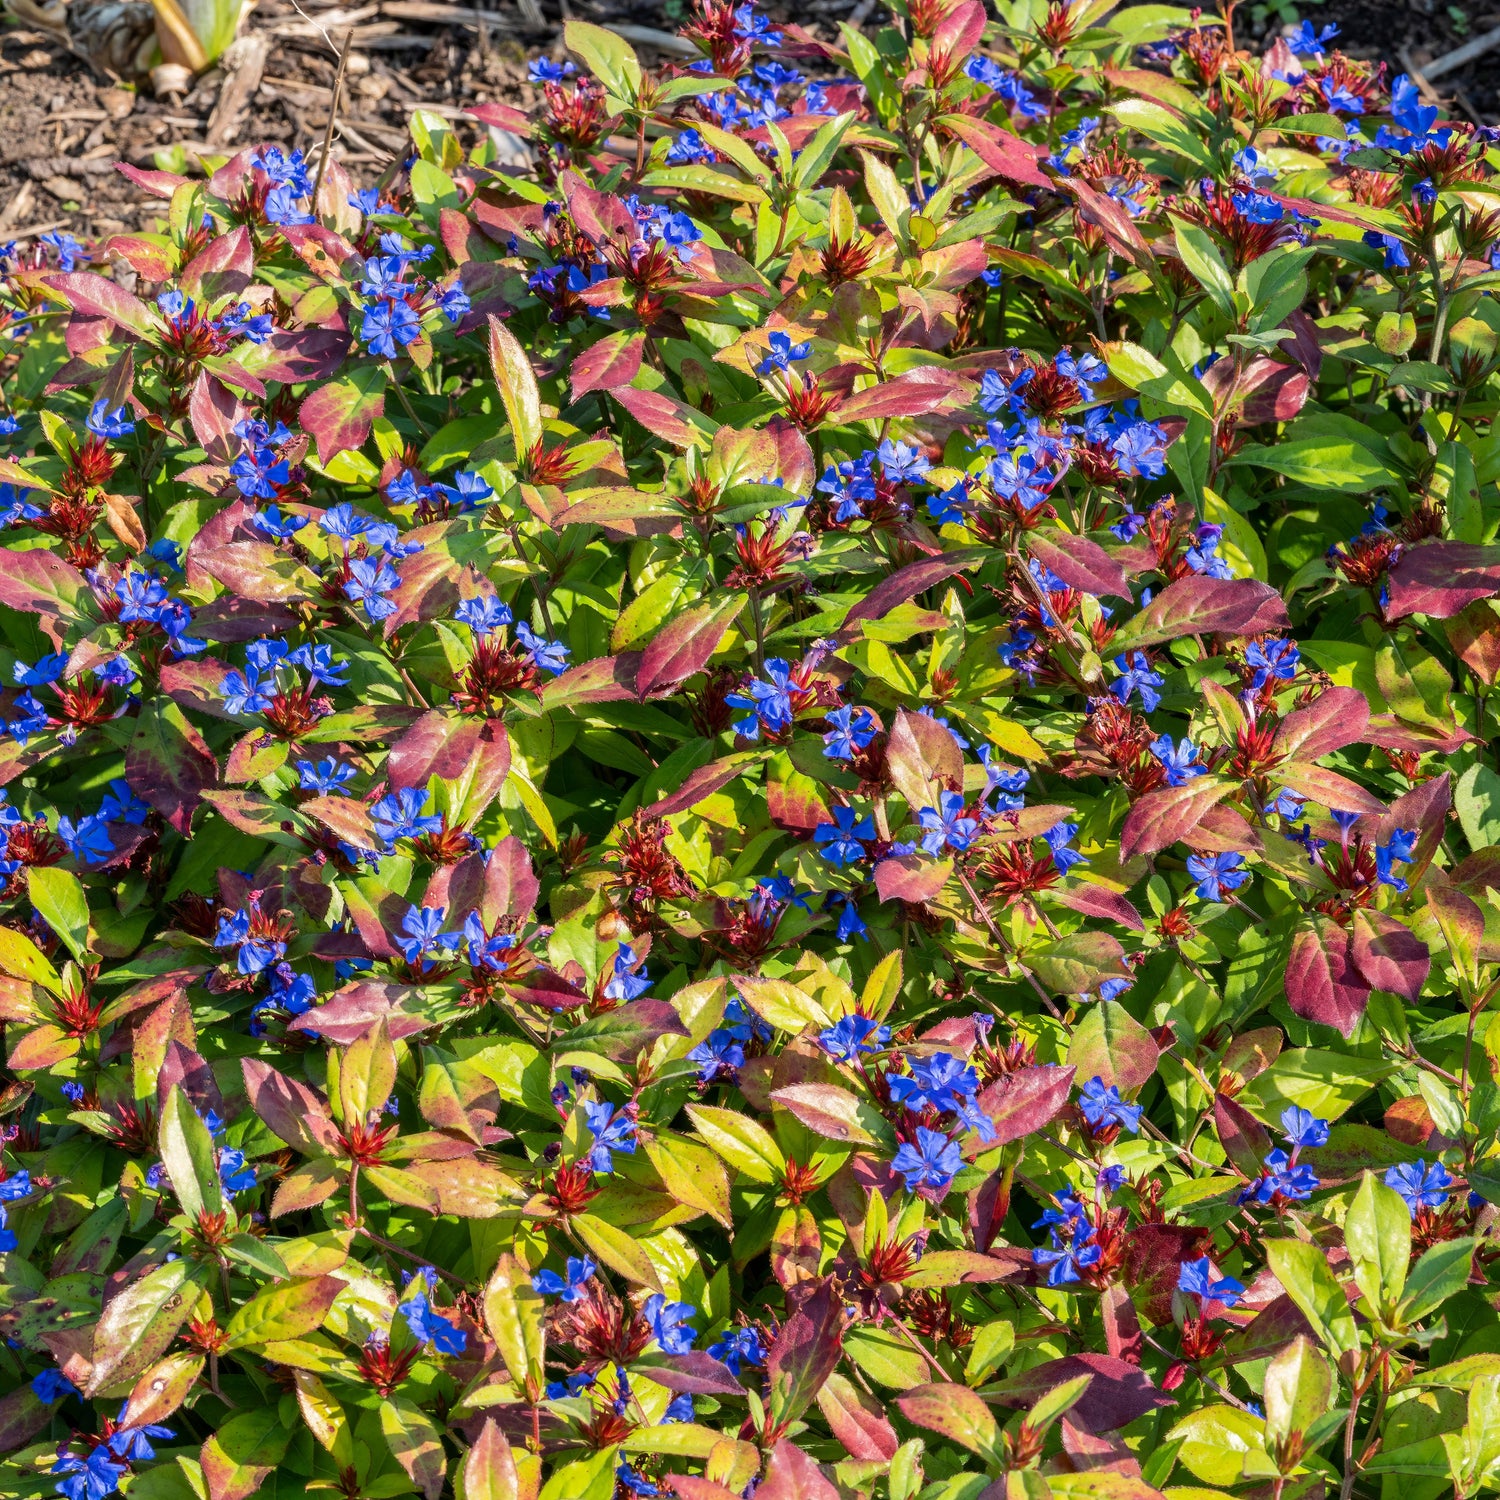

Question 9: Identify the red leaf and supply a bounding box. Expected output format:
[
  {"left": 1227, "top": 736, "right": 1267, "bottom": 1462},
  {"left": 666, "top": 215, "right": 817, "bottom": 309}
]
[
  {"left": 1112, "top": 575, "right": 1288, "bottom": 653},
  {"left": 1050, "top": 881, "right": 1145, "bottom": 930},
  {"left": 115, "top": 163, "right": 187, "bottom": 198},
  {"left": 1026, "top": 531, "right": 1132, "bottom": 600},
  {"left": 125, "top": 699, "right": 216, "bottom": 835},
  {"left": 816, "top": 1374, "right": 898, "bottom": 1461},
  {"left": 758, "top": 1440, "right": 840, "bottom": 1500},
  {"left": 387, "top": 711, "right": 483, "bottom": 791},
  {"left": 768, "top": 771, "right": 833, "bottom": 838},
  {"left": 292, "top": 982, "right": 427, "bottom": 1044},
  {"left": 1350, "top": 909, "right": 1429, "bottom": 1002},
  {"left": 298, "top": 367, "right": 387, "bottom": 464},
  {"left": 641, "top": 755, "right": 757, "bottom": 820},
  {"left": 1387, "top": 541, "right": 1500, "bottom": 620},
  {"left": 570, "top": 330, "right": 645, "bottom": 399},
  {"left": 1272, "top": 686, "right": 1371, "bottom": 761},
  {"left": 989, "top": 1352, "right": 1171, "bottom": 1431},
  {"left": 832, "top": 368, "right": 967, "bottom": 423},
  {"left": 874, "top": 854, "right": 951, "bottom": 904},
  {"left": 937, "top": 113, "right": 1051, "bottom": 189},
  {"left": 611, "top": 386, "right": 715, "bottom": 447},
  {"left": 972, "top": 1064, "right": 1076, "bottom": 1148},
  {"left": 188, "top": 372, "right": 246, "bottom": 464},
  {"left": 766, "top": 1278, "right": 845, "bottom": 1429},
  {"left": 636, "top": 594, "right": 744, "bottom": 700},
  {"left": 483, "top": 835, "right": 540, "bottom": 924},
  {"left": 541, "top": 653, "right": 642, "bottom": 709},
  {"left": 637, "top": 1351, "right": 746, "bottom": 1396},
  {"left": 1067, "top": 180, "right": 1151, "bottom": 266},
  {"left": 42, "top": 271, "right": 156, "bottom": 337},
  {"left": 179, "top": 224, "right": 254, "bottom": 299},
  {"left": 1214, "top": 1092, "right": 1272, "bottom": 1180},
  {"left": 1286, "top": 917, "right": 1371, "bottom": 1037},
  {"left": 0, "top": 548, "right": 88, "bottom": 619},
  {"left": 505, "top": 967, "right": 587, "bottom": 1011},
  {"left": 839, "top": 547, "right": 990, "bottom": 632},
  {"left": 1119, "top": 778, "right": 1235, "bottom": 861},
  {"left": 249, "top": 328, "right": 350, "bottom": 384},
  {"left": 240, "top": 1058, "right": 339, "bottom": 1155}
]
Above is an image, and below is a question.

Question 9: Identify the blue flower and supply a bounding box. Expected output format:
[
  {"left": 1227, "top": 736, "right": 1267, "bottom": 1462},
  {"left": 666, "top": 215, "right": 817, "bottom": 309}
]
[
  {"left": 39, "top": 231, "right": 87, "bottom": 271},
  {"left": 726, "top": 659, "right": 798, "bottom": 738},
  {"left": 917, "top": 790, "right": 978, "bottom": 856},
  {"left": 218, "top": 302, "right": 274, "bottom": 343},
  {"left": 1032, "top": 1220, "right": 1102, "bottom": 1286},
  {"left": 51, "top": 1445, "right": 128, "bottom": 1500},
  {"left": 822, "top": 705, "right": 877, "bottom": 760},
  {"left": 756, "top": 330, "right": 812, "bottom": 376},
  {"left": 254, "top": 145, "right": 314, "bottom": 194},
  {"left": 708, "top": 1324, "right": 765, "bottom": 1374},
  {"left": 583, "top": 1101, "right": 637, "bottom": 1174},
  {"left": 546, "top": 1371, "right": 597, "bottom": 1399},
  {"left": 455, "top": 596, "right": 513, "bottom": 635},
  {"left": 1363, "top": 231, "right": 1411, "bottom": 270},
  {"left": 644, "top": 1293, "right": 697, "bottom": 1354},
  {"left": 666, "top": 128, "right": 713, "bottom": 165},
  {"left": 687, "top": 1028, "right": 745, "bottom": 1084},
  {"left": 297, "top": 758, "right": 356, "bottom": 794},
  {"left": 532, "top": 1255, "right": 597, "bottom": 1302},
  {"left": 360, "top": 299, "right": 421, "bottom": 358},
  {"left": 604, "top": 943, "right": 651, "bottom": 1002},
  {"left": 229, "top": 445, "right": 289, "bottom": 500},
  {"left": 529, "top": 57, "right": 576, "bottom": 82},
  {"left": 1385, "top": 1159, "right": 1452, "bottom": 1214},
  {"left": 361, "top": 256, "right": 414, "bottom": 301},
  {"left": 1287, "top": 19, "right": 1338, "bottom": 54},
  {"left": 1078, "top": 1076, "right": 1142, "bottom": 1133},
  {"left": 1186, "top": 851, "right": 1248, "bottom": 903},
  {"left": 1110, "top": 651, "right": 1163, "bottom": 712},
  {"left": 264, "top": 184, "right": 314, "bottom": 227},
  {"left": 1280, "top": 1106, "right": 1329, "bottom": 1149},
  {"left": 514, "top": 621, "right": 570, "bottom": 676},
  {"left": 58, "top": 814, "right": 112, "bottom": 864},
  {"left": 1042, "top": 821, "right": 1088, "bottom": 874},
  {"left": 87, "top": 400, "right": 135, "bottom": 440},
  {"left": 433, "top": 469, "right": 492, "bottom": 510},
  {"left": 289, "top": 644, "right": 349, "bottom": 687},
  {"left": 249, "top": 506, "right": 307, "bottom": 540},
  {"left": 617, "top": 1465, "right": 660, "bottom": 1497},
  {"left": 1245, "top": 638, "right": 1299, "bottom": 690},
  {"left": 30, "top": 1368, "right": 75, "bottom": 1403},
  {"left": 835, "top": 900, "right": 867, "bottom": 942},
  {"left": 398, "top": 1278, "right": 467, "bottom": 1354},
  {"left": 217, "top": 1149, "right": 257, "bottom": 1195},
  {"left": 371, "top": 787, "right": 443, "bottom": 846},
  {"left": 344, "top": 556, "right": 402, "bottom": 621},
  {"left": 1243, "top": 1148, "right": 1320, "bottom": 1204},
  {"left": 395, "top": 904, "right": 459, "bottom": 967},
  {"left": 1177, "top": 1256, "right": 1244, "bottom": 1306},
  {"left": 892, "top": 1126, "right": 963, "bottom": 1194},
  {"left": 463, "top": 912, "right": 517, "bottom": 973},
  {"left": 877, "top": 439, "right": 930, "bottom": 483},
  {"left": 815, "top": 805, "right": 874, "bottom": 866},
  {"left": 1111, "top": 421, "right": 1169, "bottom": 478},
  {"left": 220, "top": 665, "right": 273, "bottom": 717},
  {"left": 817, "top": 1014, "right": 890, "bottom": 1061},
  {"left": 1149, "top": 734, "right": 1206, "bottom": 787}
]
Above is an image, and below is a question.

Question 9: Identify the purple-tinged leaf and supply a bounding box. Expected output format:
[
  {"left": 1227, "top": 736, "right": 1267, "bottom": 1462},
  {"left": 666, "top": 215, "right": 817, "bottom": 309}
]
[
  {"left": 971, "top": 1064, "right": 1076, "bottom": 1150},
  {"left": 1119, "top": 777, "right": 1235, "bottom": 861},
  {"left": 125, "top": 699, "right": 216, "bottom": 836},
  {"left": 1110, "top": 575, "right": 1288, "bottom": 655},
  {"left": 636, "top": 593, "right": 745, "bottom": 700},
  {"left": 571, "top": 329, "right": 645, "bottom": 399},
  {"left": 241, "top": 1058, "right": 339, "bottom": 1156},
  {"left": 641, "top": 754, "right": 759, "bottom": 820},
  {"left": 1350, "top": 909, "right": 1429, "bottom": 1002},
  {"left": 299, "top": 365, "right": 387, "bottom": 464},
  {"left": 1215, "top": 1092, "right": 1272, "bottom": 1181},
  {"left": 767, "top": 1277, "right": 845, "bottom": 1430},
  {"left": 43, "top": 271, "right": 157, "bottom": 338},
  {"left": 541, "top": 653, "right": 643, "bottom": 710},
  {"left": 840, "top": 548, "right": 990, "bottom": 633},
  {"left": 1050, "top": 881, "right": 1145, "bottom": 930},
  {"left": 1286, "top": 917, "right": 1370, "bottom": 1037},
  {"left": 816, "top": 1373, "right": 899, "bottom": 1461},
  {"left": 1026, "top": 531, "right": 1132, "bottom": 601},
  {"left": 0, "top": 548, "right": 90, "bottom": 619},
  {"left": 988, "top": 1353, "right": 1171, "bottom": 1430},
  {"left": 874, "top": 854, "right": 952, "bottom": 904},
  {"left": 1272, "top": 686, "right": 1372, "bottom": 762},
  {"left": 1387, "top": 542, "right": 1500, "bottom": 620}
]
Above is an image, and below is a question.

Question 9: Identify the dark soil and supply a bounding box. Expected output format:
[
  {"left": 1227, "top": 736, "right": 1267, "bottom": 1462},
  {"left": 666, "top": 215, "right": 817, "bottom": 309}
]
[{"left": 0, "top": 0, "right": 1494, "bottom": 249}]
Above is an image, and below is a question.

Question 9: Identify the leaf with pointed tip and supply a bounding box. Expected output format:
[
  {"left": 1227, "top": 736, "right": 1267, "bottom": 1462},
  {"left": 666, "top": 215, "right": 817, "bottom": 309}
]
[
  {"left": 1286, "top": 918, "right": 1371, "bottom": 1037},
  {"left": 1110, "top": 575, "right": 1288, "bottom": 655}
]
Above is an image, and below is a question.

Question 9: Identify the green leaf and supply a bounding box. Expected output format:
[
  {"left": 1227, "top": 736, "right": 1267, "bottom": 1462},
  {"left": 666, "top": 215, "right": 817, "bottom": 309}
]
[
  {"left": 1264, "top": 1240, "right": 1360, "bottom": 1358},
  {"left": 0, "top": 925, "right": 62, "bottom": 995},
  {"left": 224, "top": 1275, "right": 343, "bottom": 1350},
  {"left": 1225, "top": 436, "right": 1401, "bottom": 492},
  {"left": 201, "top": 1409, "right": 292, "bottom": 1500},
  {"left": 896, "top": 1384, "right": 1001, "bottom": 1463},
  {"left": 1396, "top": 1238, "right": 1478, "bottom": 1327},
  {"left": 1170, "top": 215, "right": 1236, "bottom": 318},
  {"left": 85, "top": 1260, "right": 206, "bottom": 1395},
  {"left": 563, "top": 19, "right": 642, "bottom": 99},
  {"left": 686, "top": 1102, "right": 786, "bottom": 1184},
  {"left": 483, "top": 1253, "right": 547, "bottom": 1397},
  {"left": 158, "top": 1084, "right": 223, "bottom": 1224},
  {"left": 381, "top": 1394, "right": 448, "bottom": 1500},
  {"left": 487, "top": 316, "right": 543, "bottom": 456},
  {"left": 572, "top": 1211, "right": 664, "bottom": 1290},
  {"left": 1345, "top": 1170, "right": 1410, "bottom": 1317},
  {"left": 27, "top": 866, "right": 90, "bottom": 962},
  {"left": 1263, "top": 1335, "right": 1332, "bottom": 1453}
]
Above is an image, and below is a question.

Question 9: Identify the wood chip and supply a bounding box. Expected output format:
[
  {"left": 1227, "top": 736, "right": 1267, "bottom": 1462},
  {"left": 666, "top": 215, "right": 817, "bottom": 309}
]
[{"left": 206, "top": 32, "right": 270, "bottom": 146}]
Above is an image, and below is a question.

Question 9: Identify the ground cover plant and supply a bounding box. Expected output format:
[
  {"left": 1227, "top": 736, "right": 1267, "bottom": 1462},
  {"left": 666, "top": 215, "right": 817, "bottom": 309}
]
[{"left": 1, "top": 2, "right": 1500, "bottom": 1497}]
